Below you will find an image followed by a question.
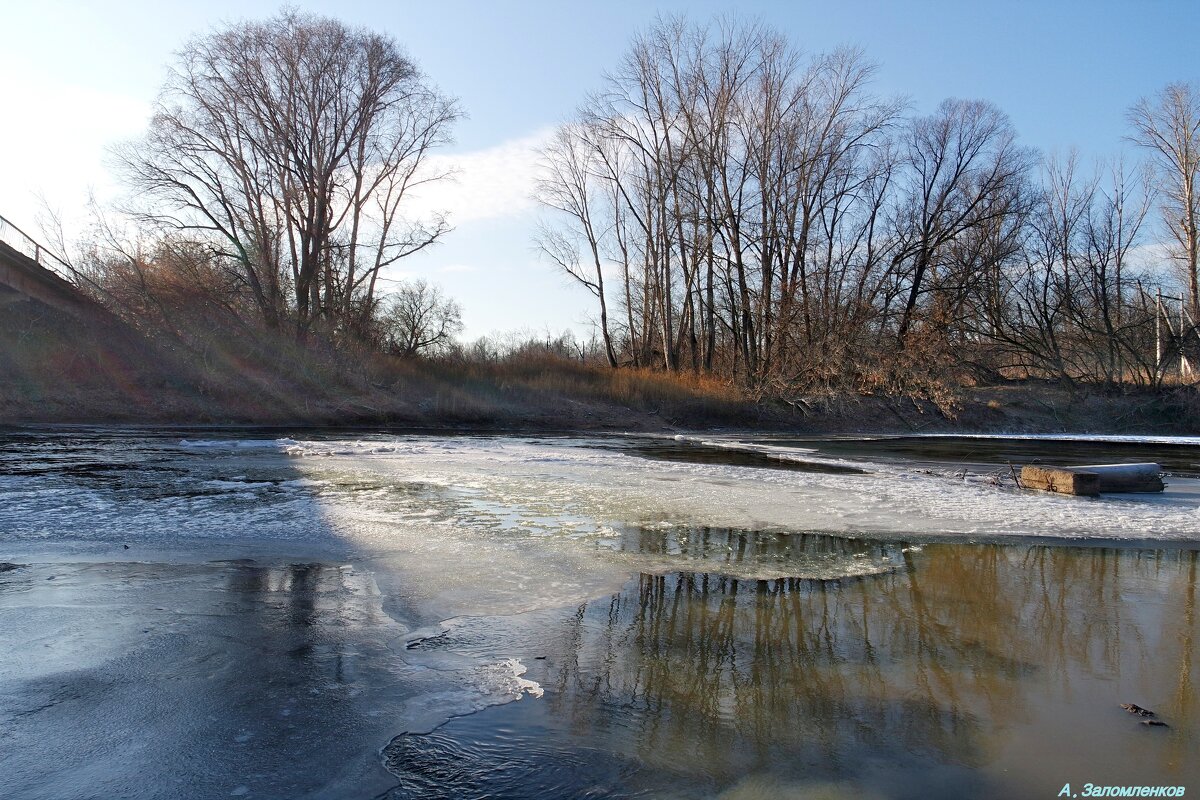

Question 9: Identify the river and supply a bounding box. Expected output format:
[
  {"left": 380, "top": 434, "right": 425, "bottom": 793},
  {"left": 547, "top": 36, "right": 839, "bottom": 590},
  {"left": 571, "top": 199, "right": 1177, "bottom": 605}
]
[{"left": 1, "top": 429, "right": 1198, "bottom": 799}]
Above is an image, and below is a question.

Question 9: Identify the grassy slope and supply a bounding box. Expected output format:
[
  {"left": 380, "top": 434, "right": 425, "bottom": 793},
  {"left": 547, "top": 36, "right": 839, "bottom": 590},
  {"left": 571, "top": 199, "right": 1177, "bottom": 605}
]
[{"left": 2, "top": 296, "right": 1197, "bottom": 434}]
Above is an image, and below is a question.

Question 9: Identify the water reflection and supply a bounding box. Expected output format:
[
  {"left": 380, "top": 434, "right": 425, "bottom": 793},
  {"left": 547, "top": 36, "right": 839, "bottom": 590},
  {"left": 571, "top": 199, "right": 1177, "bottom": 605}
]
[
  {"left": 221, "top": 561, "right": 382, "bottom": 690},
  {"left": 603, "top": 526, "right": 906, "bottom": 581},
  {"left": 0, "top": 560, "right": 405, "bottom": 800},
  {"left": 389, "top": 541, "right": 1200, "bottom": 800}
]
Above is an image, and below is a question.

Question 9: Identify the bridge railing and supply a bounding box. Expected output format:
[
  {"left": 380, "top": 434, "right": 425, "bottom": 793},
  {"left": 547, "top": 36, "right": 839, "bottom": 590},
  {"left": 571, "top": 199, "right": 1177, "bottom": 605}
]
[{"left": 0, "top": 214, "right": 75, "bottom": 282}]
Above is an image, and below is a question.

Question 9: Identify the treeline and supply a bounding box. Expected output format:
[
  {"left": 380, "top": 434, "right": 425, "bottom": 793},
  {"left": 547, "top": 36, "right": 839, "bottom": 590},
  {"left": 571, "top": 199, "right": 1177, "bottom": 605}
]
[
  {"left": 46, "top": 12, "right": 1200, "bottom": 403},
  {"left": 536, "top": 18, "right": 1200, "bottom": 394}
]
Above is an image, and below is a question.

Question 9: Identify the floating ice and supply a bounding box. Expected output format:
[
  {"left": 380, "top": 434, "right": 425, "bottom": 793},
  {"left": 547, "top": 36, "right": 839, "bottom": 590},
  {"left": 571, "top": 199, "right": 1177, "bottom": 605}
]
[
  {"left": 480, "top": 658, "right": 543, "bottom": 700},
  {"left": 912, "top": 432, "right": 1200, "bottom": 446},
  {"left": 3, "top": 432, "right": 1198, "bottom": 570},
  {"left": 177, "top": 438, "right": 302, "bottom": 449}
]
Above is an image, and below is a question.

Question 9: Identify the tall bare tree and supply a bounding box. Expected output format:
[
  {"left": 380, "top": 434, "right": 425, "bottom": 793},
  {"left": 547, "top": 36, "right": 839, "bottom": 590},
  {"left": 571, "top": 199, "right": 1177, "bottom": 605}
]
[
  {"left": 115, "top": 11, "right": 460, "bottom": 335},
  {"left": 891, "top": 99, "right": 1035, "bottom": 345},
  {"left": 535, "top": 123, "right": 620, "bottom": 367},
  {"left": 1128, "top": 82, "right": 1200, "bottom": 319}
]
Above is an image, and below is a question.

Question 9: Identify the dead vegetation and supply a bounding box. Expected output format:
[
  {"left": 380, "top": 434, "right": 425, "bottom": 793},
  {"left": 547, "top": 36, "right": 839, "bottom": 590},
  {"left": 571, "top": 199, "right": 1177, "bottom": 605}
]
[
  {"left": 4, "top": 291, "right": 1198, "bottom": 435},
  {"left": 0, "top": 294, "right": 755, "bottom": 428}
]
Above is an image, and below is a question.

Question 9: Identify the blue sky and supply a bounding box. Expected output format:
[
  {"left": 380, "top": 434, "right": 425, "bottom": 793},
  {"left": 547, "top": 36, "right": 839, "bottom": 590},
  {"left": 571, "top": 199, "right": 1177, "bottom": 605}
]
[{"left": 2, "top": 1, "right": 1198, "bottom": 338}]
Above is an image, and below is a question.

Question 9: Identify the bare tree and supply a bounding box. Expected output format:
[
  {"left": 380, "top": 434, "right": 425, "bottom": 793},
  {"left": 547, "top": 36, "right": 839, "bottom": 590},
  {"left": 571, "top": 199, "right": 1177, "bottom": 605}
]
[
  {"left": 1076, "top": 159, "right": 1153, "bottom": 381},
  {"left": 891, "top": 99, "right": 1035, "bottom": 345},
  {"left": 379, "top": 279, "right": 463, "bottom": 357},
  {"left": 985, "top": 156, "right": 1158, "bottom": 384},
  {"left": 543, "top": 17, "right": 904, "bottom": 386},
  {"left": 1128, "top": 82, "right": 1200, "bottom": 319},
  {"left": 114, "top": 10, "right": 460, "bottom": 335},
  {"left": 535, "top": 123, "right": 620, "bottom": 367}
]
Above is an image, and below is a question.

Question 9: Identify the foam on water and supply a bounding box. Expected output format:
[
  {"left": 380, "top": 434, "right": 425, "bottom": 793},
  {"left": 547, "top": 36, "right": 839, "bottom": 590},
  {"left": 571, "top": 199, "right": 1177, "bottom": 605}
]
[{"left": 482, "top": 658, "right": 544, "bottom": 699}]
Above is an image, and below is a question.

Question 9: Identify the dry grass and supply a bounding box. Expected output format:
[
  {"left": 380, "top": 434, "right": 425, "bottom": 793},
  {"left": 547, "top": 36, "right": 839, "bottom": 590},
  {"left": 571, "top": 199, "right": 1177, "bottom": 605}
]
[
  {"left": 448, "top": 355, "right": 748, "bottom": 413},
  {"left": 0, "top": 298, "right": 763, "bottom": 428},
  {"left": 4, "top": 296, "right": 1197, "bottom": 435}
]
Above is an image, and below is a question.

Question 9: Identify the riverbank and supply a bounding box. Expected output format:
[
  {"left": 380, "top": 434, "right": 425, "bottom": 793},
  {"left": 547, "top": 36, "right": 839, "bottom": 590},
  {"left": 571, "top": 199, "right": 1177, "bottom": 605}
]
[{"left": 3, "top": 296, "right": 1198, "bottom": 433}]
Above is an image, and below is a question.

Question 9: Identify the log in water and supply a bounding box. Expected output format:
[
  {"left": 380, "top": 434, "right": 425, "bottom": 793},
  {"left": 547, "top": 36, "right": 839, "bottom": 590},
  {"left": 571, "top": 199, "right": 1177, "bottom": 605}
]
[{"left": 1021, "top": 462, "right": 1164, "bottom": 495}]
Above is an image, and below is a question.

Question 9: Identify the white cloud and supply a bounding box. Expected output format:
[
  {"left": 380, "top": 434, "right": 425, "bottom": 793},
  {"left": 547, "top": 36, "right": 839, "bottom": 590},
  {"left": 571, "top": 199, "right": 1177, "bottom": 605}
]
[
  {"left": 404, "top": 128, "right": 553, "bottom": 227},
  {"left": 0, "top": 77, "right": 150, "bottom": 234},
  {"left": 0, "top": 69, "right": 551, "bottom": 245}
]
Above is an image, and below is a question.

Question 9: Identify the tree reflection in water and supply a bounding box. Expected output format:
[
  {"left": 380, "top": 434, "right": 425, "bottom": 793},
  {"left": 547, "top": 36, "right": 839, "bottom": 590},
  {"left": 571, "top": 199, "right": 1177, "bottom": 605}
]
[{"left": 389, "top": 533, "right": 1200, "bottom": 800}]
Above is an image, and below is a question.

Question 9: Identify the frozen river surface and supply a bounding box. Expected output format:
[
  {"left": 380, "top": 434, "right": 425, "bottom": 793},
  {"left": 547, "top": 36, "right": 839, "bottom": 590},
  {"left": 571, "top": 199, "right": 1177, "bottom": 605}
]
[{"left": 1, "top": 429, "right": 1199, "bottom": 799}]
